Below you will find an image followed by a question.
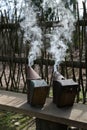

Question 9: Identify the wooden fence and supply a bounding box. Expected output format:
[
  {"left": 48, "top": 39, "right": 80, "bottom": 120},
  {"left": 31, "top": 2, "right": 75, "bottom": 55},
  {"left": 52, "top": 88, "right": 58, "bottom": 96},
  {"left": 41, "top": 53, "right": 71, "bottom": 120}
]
[{"left": 0, "top": 2, "right": 87, "bottom": 103}]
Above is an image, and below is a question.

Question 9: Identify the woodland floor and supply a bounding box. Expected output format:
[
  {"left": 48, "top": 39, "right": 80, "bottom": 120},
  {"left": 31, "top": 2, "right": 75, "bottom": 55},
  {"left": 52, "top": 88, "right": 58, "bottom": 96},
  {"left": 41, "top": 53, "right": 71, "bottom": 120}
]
[{"left": 0, "top": 110, "right": 36, "bottom": 130}]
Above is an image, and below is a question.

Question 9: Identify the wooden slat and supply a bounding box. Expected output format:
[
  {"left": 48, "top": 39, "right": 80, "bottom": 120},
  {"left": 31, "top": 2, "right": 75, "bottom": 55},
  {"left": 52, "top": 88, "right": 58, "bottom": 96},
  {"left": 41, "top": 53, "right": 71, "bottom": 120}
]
[
  {"left": 76, "top": 20, "right": 87, "bottom": 26},
  {"left": 0, "top": 56, "right": 87, "bottom": 68},
  {"left": 0, "top": 56, "right": 27, "bottom": 64},
  {"left": 0, "top": 90, "right": 87, "bottom": 129},
  {"left": 0, "top": 23, "right": 19, "bottom": 29}
]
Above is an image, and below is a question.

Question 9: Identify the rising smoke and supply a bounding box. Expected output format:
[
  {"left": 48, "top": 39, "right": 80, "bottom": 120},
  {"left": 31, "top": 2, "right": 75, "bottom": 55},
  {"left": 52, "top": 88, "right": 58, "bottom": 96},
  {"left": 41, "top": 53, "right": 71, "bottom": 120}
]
[
  {"left": 21, "top": 0, "right": 75, "bottom": 69},
  {"left": 42, "top": 0, "right": 76, "bottom": 71},
  {"left": 20, "top": 1, "right": 43, "bottom": 66},
  {"left": 0, "top": 0, "right": 76, "bottom": 68}
]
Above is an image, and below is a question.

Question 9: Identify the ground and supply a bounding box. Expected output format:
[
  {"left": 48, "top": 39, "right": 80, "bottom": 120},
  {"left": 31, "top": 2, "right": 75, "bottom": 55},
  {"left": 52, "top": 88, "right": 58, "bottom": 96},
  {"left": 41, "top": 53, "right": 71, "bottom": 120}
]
[{"left": 0, "top": 110, "right": 36, "bottom": 130}]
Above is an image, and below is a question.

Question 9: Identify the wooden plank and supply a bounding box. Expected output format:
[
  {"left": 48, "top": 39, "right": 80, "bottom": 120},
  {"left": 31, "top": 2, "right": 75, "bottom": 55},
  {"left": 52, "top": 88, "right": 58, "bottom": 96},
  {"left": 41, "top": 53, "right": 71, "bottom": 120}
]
[
  {"left": 0, "top": 90, "right": 87, "bottom": 129},
  {"left": 0, "top": 56, "right": 27, "bottom": 64},
  {"left": 0, "top": 23, "right": 19, "bottom": 29},
  {"left": 0, "top": 56, "right": 86, "bottom": 68},
  {"left": 76, "top": 20, "right": 87, "bottom": 26}
]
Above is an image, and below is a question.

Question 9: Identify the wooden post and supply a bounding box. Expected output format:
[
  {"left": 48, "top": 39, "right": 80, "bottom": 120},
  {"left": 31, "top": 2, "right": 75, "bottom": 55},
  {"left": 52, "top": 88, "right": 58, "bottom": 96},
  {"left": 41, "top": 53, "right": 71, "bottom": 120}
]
[{"left": 36, "top": 118, "right": 67, "bottom": 130}]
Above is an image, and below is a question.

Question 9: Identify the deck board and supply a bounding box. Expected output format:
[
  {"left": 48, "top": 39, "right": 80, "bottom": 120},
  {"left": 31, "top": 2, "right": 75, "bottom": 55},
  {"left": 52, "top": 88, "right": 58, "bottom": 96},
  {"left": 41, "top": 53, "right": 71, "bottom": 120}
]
[{"left": 0, "top": 90, "right": 87, "bottom": 129}]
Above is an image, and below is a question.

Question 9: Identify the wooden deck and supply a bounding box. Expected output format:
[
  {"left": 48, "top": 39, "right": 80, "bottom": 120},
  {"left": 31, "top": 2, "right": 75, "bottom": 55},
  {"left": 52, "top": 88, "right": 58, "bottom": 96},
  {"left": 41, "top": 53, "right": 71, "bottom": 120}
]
[{"left": 0, "top": 90, "right": 87, "bottom": 129}]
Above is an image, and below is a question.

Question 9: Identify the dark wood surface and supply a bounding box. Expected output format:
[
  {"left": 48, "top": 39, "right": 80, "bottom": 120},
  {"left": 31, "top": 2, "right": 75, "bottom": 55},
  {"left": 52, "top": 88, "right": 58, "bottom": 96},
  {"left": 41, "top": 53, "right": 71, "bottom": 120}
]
[
  {"left": 0, "top": 90, "right": 87, "bottom": 129},
  {"left": 0, "top": 56, "right": 86, "bottom": 68}
]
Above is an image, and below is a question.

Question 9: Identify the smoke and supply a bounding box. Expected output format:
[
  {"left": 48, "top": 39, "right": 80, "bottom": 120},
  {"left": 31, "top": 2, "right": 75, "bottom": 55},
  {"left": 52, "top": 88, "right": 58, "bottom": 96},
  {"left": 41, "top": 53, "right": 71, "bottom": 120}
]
[
  {"left": 21, "top": 0, "right": 75, "bottom": 69},
  {"left": 42, "top": 1, "right": 76, "bottom": 72},
  {"left": 20, "top": 1, "right": 42, "bottom": 66},
  {"left": 42, "top": 0, "right": 60, "bottom": 8},
  {"left": 0, "top": 0, "right": 76, "bottom": 69},
  {"left": 0, "top": 0, "right": 24, "bottom": 20},
  {"left": 0, "top": 1, "right": 86, "bottom": 67}
]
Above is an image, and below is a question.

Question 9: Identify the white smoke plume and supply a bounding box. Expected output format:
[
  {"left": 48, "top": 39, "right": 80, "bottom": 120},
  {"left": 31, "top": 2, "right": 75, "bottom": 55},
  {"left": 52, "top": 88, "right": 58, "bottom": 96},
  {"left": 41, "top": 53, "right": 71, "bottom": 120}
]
[
  {"left": 0, "top": 0, "right": 25, "bottom": 20},
  {"left": 42, "top": 0, "right": 76, "bottom": 72},
  {"left": 0, "top": 0, "right": 78, "bottom": 69},
  {"left": 20, "top": 1, "right": 42, "bottom": 66}
]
